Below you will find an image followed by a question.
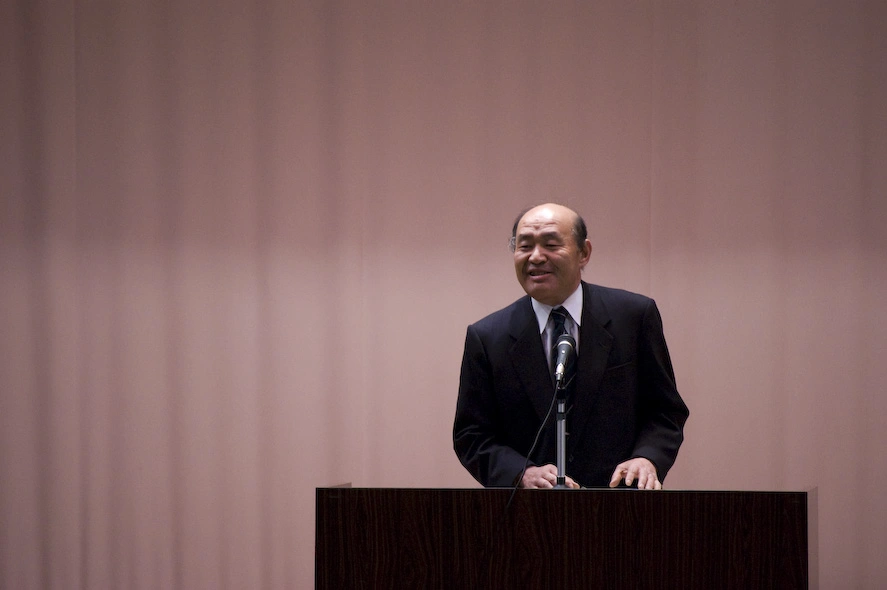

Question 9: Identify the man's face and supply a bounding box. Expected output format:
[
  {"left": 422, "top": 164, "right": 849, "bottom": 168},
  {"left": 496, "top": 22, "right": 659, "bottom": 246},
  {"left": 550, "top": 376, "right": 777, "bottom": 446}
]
[{"left": 513, "top": 205, "right": 591, "bottom": 307}]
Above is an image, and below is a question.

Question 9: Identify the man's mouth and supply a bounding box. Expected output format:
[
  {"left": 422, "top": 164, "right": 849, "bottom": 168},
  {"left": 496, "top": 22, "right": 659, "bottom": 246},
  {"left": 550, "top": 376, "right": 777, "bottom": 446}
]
[{"left": 527, "top": 269, "right": 551, "bottom": 277}]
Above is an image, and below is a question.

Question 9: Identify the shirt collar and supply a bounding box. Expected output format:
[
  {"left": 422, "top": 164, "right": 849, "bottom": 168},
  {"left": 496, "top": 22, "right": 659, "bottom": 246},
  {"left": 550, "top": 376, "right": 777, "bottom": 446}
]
[{"left": 530, "top": 283, "right": 583, "bottom": 334}]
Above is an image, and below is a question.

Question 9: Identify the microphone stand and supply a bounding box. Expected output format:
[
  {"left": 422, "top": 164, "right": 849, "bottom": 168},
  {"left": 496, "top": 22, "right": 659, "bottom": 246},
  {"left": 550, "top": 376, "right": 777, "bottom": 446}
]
[{"left": 554, "top": 376, "right": 568, "bottom": 489}]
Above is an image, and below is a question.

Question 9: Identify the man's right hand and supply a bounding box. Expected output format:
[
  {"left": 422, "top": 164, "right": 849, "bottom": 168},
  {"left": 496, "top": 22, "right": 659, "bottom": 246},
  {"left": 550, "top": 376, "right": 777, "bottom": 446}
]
[{"left": 520, "top": 464, "right": 580, "bottom": 488}]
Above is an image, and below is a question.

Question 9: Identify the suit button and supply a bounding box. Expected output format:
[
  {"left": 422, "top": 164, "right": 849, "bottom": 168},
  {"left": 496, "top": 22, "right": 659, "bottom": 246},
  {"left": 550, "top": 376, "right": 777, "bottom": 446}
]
[{"left": 568, "top": 454, "right": 574, "bottom": 463}]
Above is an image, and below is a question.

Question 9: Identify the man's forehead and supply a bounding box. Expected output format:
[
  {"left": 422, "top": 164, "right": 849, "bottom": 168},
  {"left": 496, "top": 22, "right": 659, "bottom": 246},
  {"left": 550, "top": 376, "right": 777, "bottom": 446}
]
[
  {"left": 517, "top": 212, "right": 569, "bottom": 235},
  {"left": 517, "top": 221, "right": 560, "bottom": 235}
]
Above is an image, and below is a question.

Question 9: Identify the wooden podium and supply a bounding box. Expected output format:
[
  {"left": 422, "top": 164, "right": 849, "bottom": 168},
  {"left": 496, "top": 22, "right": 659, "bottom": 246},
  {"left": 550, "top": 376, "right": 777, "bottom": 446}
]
[{"left": 315, "top": 488, "right": 812, "bottom": 589}]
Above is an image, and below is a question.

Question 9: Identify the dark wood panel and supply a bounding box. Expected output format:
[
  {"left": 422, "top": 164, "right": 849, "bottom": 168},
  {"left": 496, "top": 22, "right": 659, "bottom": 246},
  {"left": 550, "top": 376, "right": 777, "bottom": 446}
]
[{"left": 316, "top": 488, "right": 808, "bottom": 589}]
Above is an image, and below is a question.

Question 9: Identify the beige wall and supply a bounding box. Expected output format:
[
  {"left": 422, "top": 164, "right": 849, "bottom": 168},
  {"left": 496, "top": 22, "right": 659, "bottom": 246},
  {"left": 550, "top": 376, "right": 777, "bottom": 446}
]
[{"left": 2, "top": 1, "right": 885, "bottom": 587}]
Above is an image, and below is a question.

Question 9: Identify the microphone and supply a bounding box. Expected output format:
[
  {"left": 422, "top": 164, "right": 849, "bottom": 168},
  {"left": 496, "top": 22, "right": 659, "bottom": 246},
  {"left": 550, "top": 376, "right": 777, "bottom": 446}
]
[{"left": 554, "top": 334, "right": 576, "bottom": 387}]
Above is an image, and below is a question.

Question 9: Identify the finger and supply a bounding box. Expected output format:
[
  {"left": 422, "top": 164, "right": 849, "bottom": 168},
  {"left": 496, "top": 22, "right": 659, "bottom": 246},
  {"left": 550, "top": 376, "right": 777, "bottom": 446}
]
[
  {"left": 609, "top": 467, "right": 625, "bottom": 488},
  {"left": 540, "top": 474, "right": 553, "bottom": 488},
  {"left": 654, "top": 479, "right": 662, "bottom": 490},
  {"left": 522, "top": 467, "right": 541, "bottom": 488},
  {"left": 624, "top": 468, "right": 636, "bottom": 487},
  {"left": 526, "top": 466, "right": 551, "bottom": 488},
  {"left": 640, "top": 472, "right": 653, "bottom": 489},
  {"left": 537, "top": 469, "right": 553, "bottom": 488}
]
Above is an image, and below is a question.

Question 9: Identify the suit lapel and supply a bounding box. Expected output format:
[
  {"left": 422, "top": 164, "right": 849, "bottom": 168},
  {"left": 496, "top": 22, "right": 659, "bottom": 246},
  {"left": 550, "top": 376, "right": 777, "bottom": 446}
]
[
  {"left": 507, "top": 298, "right": 553, "bottom": 422},
  {"left": 567, "top": 283, "right": 613, "bottom": 452}
]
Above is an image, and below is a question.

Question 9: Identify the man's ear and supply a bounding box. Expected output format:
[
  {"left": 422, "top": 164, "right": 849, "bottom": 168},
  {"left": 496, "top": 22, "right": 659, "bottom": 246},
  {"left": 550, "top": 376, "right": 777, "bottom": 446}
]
[{"left": 579, "top": 240, "right": 592, "bottom": 267}]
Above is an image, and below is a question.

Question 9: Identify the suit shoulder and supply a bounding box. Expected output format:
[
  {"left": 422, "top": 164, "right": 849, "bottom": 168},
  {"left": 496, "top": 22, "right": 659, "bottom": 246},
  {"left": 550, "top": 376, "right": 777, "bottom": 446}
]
[
  {"left": 585, "top": 283, "right": 659, "bottom": 325},
  {"left": 587, "top": 283, "right": 654, "bottom": 308},
  {"left": 468, "top": 295, "right": 531, "bottom": 335}
]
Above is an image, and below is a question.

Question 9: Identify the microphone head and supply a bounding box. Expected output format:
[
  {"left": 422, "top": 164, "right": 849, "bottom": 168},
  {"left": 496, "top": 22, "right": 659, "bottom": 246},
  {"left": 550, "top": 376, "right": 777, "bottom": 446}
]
[
  {"left": 555, "top": 333, "right": 576, "bottom": 352},
  {"left": 554, "top": 334, "right": 576, "bottom": 385}
]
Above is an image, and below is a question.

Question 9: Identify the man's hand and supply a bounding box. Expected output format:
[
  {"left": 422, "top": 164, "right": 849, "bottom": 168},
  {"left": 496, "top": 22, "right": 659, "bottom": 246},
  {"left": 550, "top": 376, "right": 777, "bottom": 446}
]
[
  {"left": 521, "top": 464, "right": 580, "bottom": 489},
  {"left": 609, "top": 458, "right": 662, "bottom": 490}
]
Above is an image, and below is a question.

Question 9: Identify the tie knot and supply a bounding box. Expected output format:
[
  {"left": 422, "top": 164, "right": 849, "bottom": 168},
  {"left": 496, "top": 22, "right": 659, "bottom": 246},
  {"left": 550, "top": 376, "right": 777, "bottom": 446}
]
[{"left": 550, "top": 307, "right": 569, "bottom": 337}]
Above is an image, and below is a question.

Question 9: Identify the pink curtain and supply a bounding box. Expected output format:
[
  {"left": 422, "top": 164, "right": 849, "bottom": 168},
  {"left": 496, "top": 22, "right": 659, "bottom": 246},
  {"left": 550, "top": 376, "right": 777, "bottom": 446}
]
[{"left": 2, "top": 1, "right": 885, "bottom": 587}]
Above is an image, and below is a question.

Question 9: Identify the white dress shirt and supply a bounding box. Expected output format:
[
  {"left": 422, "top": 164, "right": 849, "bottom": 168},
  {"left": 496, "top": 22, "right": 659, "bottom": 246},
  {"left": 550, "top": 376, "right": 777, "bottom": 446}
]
[{"left": 529, "top": 284, "right": 583, "bottom": 358}]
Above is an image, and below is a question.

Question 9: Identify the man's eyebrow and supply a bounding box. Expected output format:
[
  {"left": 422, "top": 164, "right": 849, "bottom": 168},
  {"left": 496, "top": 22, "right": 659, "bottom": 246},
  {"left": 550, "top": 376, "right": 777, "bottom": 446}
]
[{"left": 516, "top": 230, "right": 563, "bottom": 241}]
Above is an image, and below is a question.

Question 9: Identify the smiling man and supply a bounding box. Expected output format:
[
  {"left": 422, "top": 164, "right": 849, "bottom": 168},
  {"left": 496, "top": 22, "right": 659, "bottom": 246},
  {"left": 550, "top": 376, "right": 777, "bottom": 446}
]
[{"left": 453, "top": 203, "right": 689, "bottom": 489}]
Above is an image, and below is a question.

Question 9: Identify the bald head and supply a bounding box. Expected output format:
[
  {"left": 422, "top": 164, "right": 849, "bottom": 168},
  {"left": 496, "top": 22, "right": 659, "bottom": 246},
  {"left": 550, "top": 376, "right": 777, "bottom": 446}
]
[
  {"left": 511, "top": 203, "right": 587, "bottom": 252},
  {"left": 511, "top": 203, "right": 592, "bottom": 306}
]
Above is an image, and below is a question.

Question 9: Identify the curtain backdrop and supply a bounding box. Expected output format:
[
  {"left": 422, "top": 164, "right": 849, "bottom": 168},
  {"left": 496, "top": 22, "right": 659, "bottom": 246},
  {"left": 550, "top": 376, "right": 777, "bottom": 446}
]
[{"left": 2, "top": 1, "right": 885, "bottom": 587}]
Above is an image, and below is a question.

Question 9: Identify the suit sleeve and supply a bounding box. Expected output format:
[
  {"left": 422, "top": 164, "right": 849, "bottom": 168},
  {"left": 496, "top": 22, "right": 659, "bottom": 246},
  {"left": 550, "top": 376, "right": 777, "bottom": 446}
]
[
  {"left": 453, "top": 325, "right": 531, "bottom": 487},
  {"left": 631, "top": 299, "right": 689, "bottom": 481}
]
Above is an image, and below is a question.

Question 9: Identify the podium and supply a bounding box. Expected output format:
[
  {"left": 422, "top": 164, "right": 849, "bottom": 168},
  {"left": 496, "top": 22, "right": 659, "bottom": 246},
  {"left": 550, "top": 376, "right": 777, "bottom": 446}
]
[{"left": 316, "top": 488, "right": 812, "bottom": 589}]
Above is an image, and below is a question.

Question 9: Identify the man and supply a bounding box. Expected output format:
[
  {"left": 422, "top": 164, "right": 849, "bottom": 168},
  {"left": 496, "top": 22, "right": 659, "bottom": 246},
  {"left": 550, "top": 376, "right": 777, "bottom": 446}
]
[{"left": 453, "top": 203, "right": 689, "bottom": 489}]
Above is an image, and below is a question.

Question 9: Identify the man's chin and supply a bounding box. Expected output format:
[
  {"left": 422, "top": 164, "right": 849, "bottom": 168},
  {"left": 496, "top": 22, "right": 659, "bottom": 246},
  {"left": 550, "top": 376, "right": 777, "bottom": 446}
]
[{"left": 523, "top": 284, "right": 558, "bottom": 305}]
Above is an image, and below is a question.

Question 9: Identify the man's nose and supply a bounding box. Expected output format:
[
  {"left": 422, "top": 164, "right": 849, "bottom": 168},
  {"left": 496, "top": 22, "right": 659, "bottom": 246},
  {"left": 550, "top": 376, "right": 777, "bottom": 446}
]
[{"left": 528, "top": 245, "right": 546, "bottom": 262}]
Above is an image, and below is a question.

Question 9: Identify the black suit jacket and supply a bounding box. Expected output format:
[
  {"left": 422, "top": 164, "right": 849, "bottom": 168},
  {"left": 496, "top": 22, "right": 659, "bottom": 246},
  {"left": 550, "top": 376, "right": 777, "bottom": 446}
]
[{"left": 453, "top": 281, "right": 689, "bottom": 487}]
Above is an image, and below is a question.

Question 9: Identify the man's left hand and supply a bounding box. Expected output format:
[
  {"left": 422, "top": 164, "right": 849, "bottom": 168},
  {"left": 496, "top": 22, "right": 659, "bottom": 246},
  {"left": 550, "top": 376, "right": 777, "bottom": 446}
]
[{"left": 609, "top": 457, "right": 662, "bottom": 490}]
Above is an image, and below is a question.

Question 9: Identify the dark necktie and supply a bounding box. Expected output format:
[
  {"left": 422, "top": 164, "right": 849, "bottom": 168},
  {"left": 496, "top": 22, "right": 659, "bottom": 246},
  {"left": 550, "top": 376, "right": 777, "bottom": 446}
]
[
  {"left": 550, "top": 306, "right": 569, "bottom": 341},
  {"left": 550, "top": 307, "right": 572, "bottom": 380}
]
